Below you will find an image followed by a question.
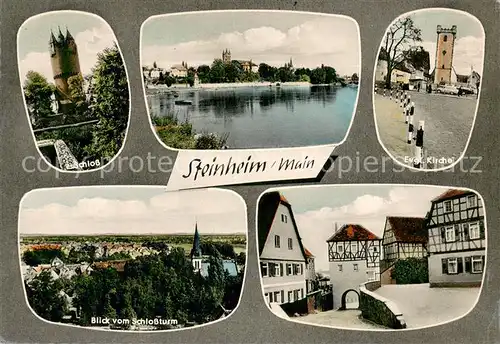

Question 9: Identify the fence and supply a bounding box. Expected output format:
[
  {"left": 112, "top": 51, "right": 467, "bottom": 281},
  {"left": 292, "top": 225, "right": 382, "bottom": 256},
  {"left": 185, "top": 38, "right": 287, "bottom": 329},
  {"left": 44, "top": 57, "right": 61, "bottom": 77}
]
[{"left": 280, "top": 289, "right": 333, "bottom": 317}]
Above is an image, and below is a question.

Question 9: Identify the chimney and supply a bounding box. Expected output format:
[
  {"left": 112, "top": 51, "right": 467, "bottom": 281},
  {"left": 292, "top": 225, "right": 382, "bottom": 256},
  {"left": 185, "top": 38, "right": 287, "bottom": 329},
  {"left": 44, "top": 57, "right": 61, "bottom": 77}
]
[{"left": 334, "top": 222, "right": 338, "bottom": 232}]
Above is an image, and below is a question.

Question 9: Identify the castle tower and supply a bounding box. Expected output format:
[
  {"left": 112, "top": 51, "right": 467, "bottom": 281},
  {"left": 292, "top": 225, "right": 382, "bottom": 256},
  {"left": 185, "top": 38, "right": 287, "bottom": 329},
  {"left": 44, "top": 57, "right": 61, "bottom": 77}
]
[
  {"left": 222, "top": 49, "right": 231, "bottom": 64},
  {"left": 190, "top": 222, "right": 203, "bottom": 272},
  {"left": 434, "top": 25, "right": 457, "bottom": 85},
  {"left": 49, "top": 27, "right": 82, "bottom": 96}
]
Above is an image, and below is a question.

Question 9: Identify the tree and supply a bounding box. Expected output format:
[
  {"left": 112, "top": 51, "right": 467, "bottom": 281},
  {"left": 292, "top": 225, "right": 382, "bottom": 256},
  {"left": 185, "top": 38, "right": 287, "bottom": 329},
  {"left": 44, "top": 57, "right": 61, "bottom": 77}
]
[
  {"left": 403, "top": 46, "right": 430, "bottom": 73},
  {"left": 197, "top": 65, "right": 211, "bottom": 83},
  {"left": 382, "top": 16, "right": 422, "bottom": 88},
  {"left": 323, "top": 66, "right": 337, "bottom": 84},
  {"left": 210, "top": 59, "right": 226, "bottom": 83},
  {"left": 310, "top": 67, "right": 326, "bottom": 84},
  {"left": 25, "top": 271, "right": 67, "bottom": 322},
  {"left": 84, "top": 43, "right": 129, "bottom": 160},
  {"left": 351, "top": 73, "right": 359, "bottom": 83},
  {"left": 23, "top": 71, "right": 55, "bottom": 128},
  {"left": 67, "top": 74, "right": 85, "bottom": 100},
  {"left": 153, "top": 61, "right": 157, "bottom": 69}
]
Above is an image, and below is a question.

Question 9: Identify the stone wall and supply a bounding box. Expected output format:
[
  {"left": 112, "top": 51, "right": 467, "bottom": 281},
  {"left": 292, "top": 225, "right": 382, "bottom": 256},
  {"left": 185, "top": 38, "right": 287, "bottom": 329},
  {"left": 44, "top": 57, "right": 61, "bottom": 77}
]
[{"left": 359, "top": 281, "right": 406, "bottom": 329}]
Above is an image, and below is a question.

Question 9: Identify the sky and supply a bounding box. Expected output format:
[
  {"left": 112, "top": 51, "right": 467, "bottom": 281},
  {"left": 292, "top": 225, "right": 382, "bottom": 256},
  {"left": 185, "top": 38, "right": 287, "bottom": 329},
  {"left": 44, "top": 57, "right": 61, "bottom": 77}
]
[
  {"left": 276, "top": 185, "right": 450, "bottom": 272},
  {"left": 18, "top": 11, "right": 118, "bottom": 83},
  {"left": 141, "top": 11, "right": 360, "bottom": 76},
  {"left": 19, "top": 187, "right": 247, "bottom": 236},
  {"left": 383, "top": 9, "right": 485, "bottom": 75}
]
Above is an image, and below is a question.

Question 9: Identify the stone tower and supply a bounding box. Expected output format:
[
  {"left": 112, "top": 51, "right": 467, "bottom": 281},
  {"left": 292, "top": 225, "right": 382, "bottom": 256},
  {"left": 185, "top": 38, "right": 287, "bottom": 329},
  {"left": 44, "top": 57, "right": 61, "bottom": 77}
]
[
  {"left": 49, "top": 27, "right": 82, "bottom": 96},
  {"left": 222, "top": 49, "right": 231, "bottom": 63},
  {"left": 434, "top": 25, "right": 457, "bottom": 85}
]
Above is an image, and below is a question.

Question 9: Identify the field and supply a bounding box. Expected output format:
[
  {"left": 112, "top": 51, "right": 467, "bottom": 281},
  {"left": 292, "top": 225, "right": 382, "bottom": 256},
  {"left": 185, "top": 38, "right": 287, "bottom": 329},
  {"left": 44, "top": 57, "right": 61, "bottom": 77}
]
[{"left": 20, "top": 234, "right": 247, "bottom": 253}]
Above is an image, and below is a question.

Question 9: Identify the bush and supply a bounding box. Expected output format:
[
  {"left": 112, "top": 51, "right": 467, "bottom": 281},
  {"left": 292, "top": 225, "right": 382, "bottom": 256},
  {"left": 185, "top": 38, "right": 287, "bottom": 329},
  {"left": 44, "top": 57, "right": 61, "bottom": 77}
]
[{"left": 391, "top": 258, "right": 428, "bottom": 284}]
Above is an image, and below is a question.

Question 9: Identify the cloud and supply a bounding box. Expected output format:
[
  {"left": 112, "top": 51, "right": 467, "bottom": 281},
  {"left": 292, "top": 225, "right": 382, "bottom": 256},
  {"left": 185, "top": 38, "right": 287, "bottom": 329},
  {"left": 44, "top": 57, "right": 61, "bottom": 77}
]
[
  {"left": 292, "top": 186, "right": 445, "bottom": 272},
  {"left": 142, "top": 18, "right": 360, "bottom": 75},
  {"left": 421, "top": 35, "right": 484, "bottom": 75},
  {"left": 19, "top": 189, "right": 247, "bottom": 236},
  {"left": 19, "top": 24, "right": 117, "bottom": 83}
]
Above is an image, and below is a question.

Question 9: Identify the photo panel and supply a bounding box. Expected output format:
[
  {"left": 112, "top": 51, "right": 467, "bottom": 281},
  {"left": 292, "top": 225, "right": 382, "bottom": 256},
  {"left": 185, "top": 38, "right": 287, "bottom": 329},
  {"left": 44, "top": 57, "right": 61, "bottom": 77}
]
[
  {"left": 19, "top": 186, "right": 247, "bottom": 331},
  {"left": 141, "top": 10, "right": 360, "bottom": 189},
  {"left": 17, "top": 11, "right": 131, "bottom": 172},
  {"left": 373, "top": 8, "right": 485, "bottom": 171},
  {"left": 257, "top": 185, "right": 486, "bottom": 330}
]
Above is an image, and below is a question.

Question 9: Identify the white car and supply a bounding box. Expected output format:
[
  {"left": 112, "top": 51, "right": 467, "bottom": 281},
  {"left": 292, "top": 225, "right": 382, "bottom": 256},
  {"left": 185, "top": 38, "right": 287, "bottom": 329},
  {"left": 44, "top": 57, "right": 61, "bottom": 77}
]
[{"left": 436, "top": 85, "right": 459, "bottom": 95}]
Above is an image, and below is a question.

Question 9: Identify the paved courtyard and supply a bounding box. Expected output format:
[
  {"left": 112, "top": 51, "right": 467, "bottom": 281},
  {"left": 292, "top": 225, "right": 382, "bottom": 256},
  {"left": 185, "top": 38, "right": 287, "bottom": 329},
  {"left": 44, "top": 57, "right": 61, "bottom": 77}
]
[
  {"left": 374, "top": 283, "right": 480, "bottom": 329},
  {"left": 374, "top": 91, "right": 477, "bottom": 169},
  {"left": 298, "top": 309, "right": 388, "bottom": 330}
]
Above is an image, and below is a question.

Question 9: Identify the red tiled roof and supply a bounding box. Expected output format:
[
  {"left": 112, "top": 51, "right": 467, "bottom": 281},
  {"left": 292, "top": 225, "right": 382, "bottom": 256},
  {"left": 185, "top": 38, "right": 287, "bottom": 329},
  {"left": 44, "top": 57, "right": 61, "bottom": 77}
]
[
  {"left": 304, "top": 248, "right": 314, "bottom": 257},
  {"left": 386, "top": 216, "right": 427, "bottom": 244},
  {"left": 92, "top": 260, "right": 128, "bottom": 272},
  {"left": 326, "top": 224, "right": 379, "bottom": 242},
  {"left": 432, "top": 189, "right": 471, "bottom": 202}
]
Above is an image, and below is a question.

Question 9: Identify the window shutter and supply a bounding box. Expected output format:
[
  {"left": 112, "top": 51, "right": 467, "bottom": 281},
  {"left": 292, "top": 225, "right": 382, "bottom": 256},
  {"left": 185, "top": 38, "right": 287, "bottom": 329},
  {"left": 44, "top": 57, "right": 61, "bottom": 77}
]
[
  {"left": 479, "top": 220, "right": 485, "bottom": 239},
  {"left": 281, "top": 290, "right": 284, "bottom": 303},
  {"left": 465, "top": 257, "right": 471, "bottom": 273},
  {"left": 463, "top": 223, "right": 469, "bottom": 241},
  {"left": 454, "top": 225, "right": 459, "bottom": 241},
  {"left": 442, "top": 258, "right": 448, "bottom": 274},
  {"left": 280, "top": 263, "right": 283, "bottom": 276},
  {"left": 457, "top": 257, "right": 463, "bottom": 273},
  {"left": 440, "top": 227, "right": 445, "bottom": 240}
]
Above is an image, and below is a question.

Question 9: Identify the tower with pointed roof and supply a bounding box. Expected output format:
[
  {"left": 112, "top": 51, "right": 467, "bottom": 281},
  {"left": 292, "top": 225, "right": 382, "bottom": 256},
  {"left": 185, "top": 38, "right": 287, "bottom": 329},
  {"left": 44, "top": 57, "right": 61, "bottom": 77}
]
[
  {"left": 190, "top": 222, "right": 203, "bottom": 272},
  {"left": 222, "top": 49, "right": 231, "bottom": 64},
  {"left": 49, "top": 27, "right": 82, "bottom": 97}
]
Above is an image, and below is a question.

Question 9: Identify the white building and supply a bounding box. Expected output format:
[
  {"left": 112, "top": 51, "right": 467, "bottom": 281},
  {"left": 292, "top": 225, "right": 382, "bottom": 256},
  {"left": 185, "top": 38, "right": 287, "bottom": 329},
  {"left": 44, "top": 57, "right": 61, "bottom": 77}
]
[
  {"left": 258, "top": 192, "right": 308, "bottom": 305},
  {"left": 375, "top": 59, "right": 411, "bottom": 85},
  {"left": 327, "top": 224, "right": 381, "bottom": 310},
  {"left": 426, "top": 189, "right": 485, "bottom": 287},
  {"left": 170, "top": 62, "right": 188, "bottom": 78}
]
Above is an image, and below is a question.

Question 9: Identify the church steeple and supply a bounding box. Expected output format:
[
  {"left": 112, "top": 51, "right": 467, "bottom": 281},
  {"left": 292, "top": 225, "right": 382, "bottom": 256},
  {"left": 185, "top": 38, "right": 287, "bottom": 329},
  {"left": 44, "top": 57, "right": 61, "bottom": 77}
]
[
  {"left": 57, "top": 26, "right": 65, "bottom": 42},
  {"left": 190, "top": 222, "right": 202, "bottom": 258},
  {"left": 65, "top": 27, "right": 74, "bottom": 42}
]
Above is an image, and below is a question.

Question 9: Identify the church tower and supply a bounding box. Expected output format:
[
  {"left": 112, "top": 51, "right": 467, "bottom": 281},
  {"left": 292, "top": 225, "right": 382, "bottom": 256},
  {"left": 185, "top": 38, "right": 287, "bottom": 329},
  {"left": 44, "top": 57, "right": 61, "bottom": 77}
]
[
  {"left": 222, "top": 49, "right": 231, "bottom": 64},
  {"left": 434, "top": 25, "right": 457, "bottom": 85},
  {"left": 190, "top": 222, "right": 203, "bottom": 272},
  {"left": 49, "top": 27, "right": 82, "bottom": 96}
]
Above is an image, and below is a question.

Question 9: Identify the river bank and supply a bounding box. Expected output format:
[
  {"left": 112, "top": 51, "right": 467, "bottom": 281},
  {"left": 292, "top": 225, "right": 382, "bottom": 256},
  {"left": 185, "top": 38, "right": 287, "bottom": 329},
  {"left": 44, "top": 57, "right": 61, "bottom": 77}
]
[{"left": 145, "top": 81, "right": 347, "bottom": 94}]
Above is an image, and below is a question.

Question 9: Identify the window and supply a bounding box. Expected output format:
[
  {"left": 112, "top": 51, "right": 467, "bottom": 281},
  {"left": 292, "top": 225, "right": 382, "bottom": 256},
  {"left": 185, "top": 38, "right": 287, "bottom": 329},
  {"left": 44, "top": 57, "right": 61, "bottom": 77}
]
[
  {"left": 299, "top": 264, "right": 303, "bottom": 275},
  {"left": 288, "top": 291, "right": 293, "bottom": 302},
  {"left": 443, "top": 35, "right": 448, "bottom": 42},
  {"left": 281, "top": 290, "right": 284, "bottom": 303},
  {"left": 472, "top": 256, "right": 483, "bottom": 273},
  {"left": 338, "top": 264, "right": 343, "bottom": 272},
  {"left": 350, "top": 242, "right": 356, "bottom": 252},
  {"left": 337, "top": 243, "right": 343, "bottom": 252},
  {"left": 274, "top": 263, "right": 281, "bottom": 276},
  {"left": 194, "top": 260, "right": 200, "bottom": 269},
  {"left": 469, "top": 222, "right": 480, "bottom": 240},
  {"left": 353, "top": 263, "right": 358, "bottom": 271},
  {"left": 286, "top": 263, "right": 292, "bottom": 275},
  {"left": 281, "top": 214, "right": 288, "bottom": 223},
  {"left": 467, "top": 195, "right": 477, "bottom": 208},
  {"left": 442, "top": 50, "right": 447, "bottom": 56},
  {"left": 293, "top": 290, "right": 299, "bottom": 301},
  {"left": 448, "top": 258, "right": 458, "bottom": 274},
  {"left": 274, "top": 235, "right": 280, "bottom": 248},
  {"left": 269, "top": 292, "right": 274, "bottom": 303},
  {"left": 265, "top": 292, "right": 269, "bottom": 302},
  {"left": 444, "top": 200, "right": 452, "bottom": 212},
  {"left": 261, "top": 262, "right": 268, "bottom": 277},
  {"left": 445, "top": 226, "right": 455, "bottom": 242},
  {"left": 288, "top": 238, "right": 293, "bottom": 250},
  {"left": 274, "top": 291, "right": 280, "bottom": 303},
  {"left": 373, "top": 246, "right": 378, "bottom": 252}
]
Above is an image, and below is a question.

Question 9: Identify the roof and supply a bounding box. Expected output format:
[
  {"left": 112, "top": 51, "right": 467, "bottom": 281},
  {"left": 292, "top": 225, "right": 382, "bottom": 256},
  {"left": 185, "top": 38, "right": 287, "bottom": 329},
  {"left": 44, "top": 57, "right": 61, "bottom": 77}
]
[
  {"left": 326, "top": 224, "right": 379, "bottom": 242},
  {"left": 431, "top": 189, "right": 472, "bottom": 202},
  {"left": 386, "top": 216, "right": 427, "bottom": 244},
  {"left": 257, "top": 191, "right": 307, "bottom": 259},
  {"left": 200, "top": 259, "right": 238, "bottom": 277},
  {"left": 304, "top": 248, "right": 314, "bottom": 258},
  {"left": 92, "top": 260, "right": 128, "bottom": 272}
]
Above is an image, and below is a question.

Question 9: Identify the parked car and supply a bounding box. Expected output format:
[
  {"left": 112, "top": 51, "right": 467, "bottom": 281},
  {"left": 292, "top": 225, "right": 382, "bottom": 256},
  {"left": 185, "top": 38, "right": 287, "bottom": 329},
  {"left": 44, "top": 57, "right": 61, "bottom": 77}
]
[
  {"left": 460, "top": 86, "right": 475, "bottom": 94},
  {"left": 436, "top": 84, "right": 459, "bottom": 95}
]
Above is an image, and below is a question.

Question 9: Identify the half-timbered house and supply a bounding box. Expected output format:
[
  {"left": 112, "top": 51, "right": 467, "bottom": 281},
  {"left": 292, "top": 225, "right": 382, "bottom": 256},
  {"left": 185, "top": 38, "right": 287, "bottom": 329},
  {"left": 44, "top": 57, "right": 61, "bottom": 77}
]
[
  {"left": 426, "top": 189, "right": 486, "bottom": 287},
  {"left": 326, "top": 224, "right": 381, "bottom": 309},
  {"left": 258, "top": 191, "right": 308, "bottom": 305},
  {"left": 380, "top": 216, "right": 427, "bottom": 284}
]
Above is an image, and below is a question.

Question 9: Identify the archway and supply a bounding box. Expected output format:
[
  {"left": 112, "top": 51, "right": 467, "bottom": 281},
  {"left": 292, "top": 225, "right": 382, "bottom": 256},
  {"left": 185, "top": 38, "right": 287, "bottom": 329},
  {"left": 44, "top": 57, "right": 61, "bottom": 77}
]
[{"left": 340, "top": 289, "right": 360, "bottom": 310}]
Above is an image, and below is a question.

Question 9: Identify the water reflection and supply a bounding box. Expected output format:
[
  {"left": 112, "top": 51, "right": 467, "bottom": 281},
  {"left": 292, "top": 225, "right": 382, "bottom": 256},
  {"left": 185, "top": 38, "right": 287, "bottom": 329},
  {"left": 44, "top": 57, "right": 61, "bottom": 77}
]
[{"left": 148, "top": 85, "right": 356, "bottom": 149}]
